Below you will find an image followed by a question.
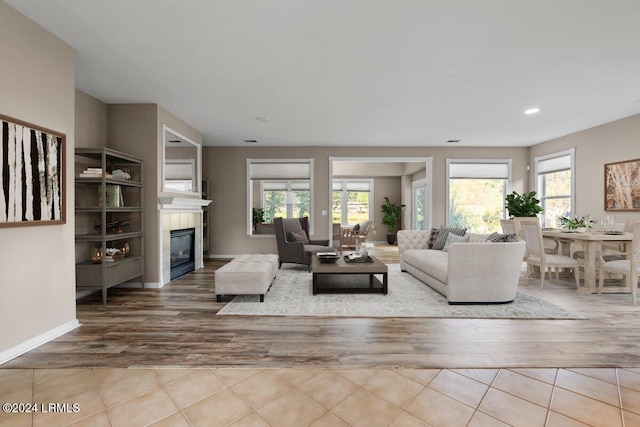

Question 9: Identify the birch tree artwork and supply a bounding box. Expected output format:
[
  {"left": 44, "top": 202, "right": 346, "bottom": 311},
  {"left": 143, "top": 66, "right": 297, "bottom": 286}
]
[
  {"left": 605, "top": 158, "right": 640, "bottom": 211},
  {"left": 0, "top": 115, "right": 65, "bottom": 227}
]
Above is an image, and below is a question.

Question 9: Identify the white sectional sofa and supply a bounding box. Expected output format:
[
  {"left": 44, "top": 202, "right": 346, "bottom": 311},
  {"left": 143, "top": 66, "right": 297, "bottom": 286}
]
[{"left": 397, "top": 230, "right": 526, "bottom": 304}]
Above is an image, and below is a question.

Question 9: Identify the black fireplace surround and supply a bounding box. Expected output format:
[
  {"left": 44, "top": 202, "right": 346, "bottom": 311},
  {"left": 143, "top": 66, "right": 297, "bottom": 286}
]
[{"left": 170, "top": 228, "right": 195, "bottom": 280}]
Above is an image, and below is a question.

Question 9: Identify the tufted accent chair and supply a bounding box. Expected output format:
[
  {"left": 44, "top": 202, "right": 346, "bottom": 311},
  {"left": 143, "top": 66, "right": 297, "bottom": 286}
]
[{"left": 274, "top": 217, "right": 333, "bottom": 272}]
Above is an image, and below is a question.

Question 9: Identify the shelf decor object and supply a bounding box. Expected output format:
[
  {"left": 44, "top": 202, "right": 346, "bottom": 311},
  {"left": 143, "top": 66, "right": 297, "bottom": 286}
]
[
  {"left": 0, "top": 114, "right": 66, "bottom": 227},
  {"left": 74, "top": 147, "right": 144, "bottom": 304},
  {"left": 605, "top": 158, "right": 640, "bottom": 211}
]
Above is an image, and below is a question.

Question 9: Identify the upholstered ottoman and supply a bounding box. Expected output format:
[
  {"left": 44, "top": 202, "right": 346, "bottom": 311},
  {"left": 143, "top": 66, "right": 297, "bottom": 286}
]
[
  {"left": 233, "top": 254, "right": 279, "bottom": 280},
  {"left": 215, "top": 261, "right": 273, "bottom": 302}
]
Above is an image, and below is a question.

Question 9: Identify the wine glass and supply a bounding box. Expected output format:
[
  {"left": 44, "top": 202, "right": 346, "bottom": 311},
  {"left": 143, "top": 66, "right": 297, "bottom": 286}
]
[{"left": 604, "top": 215, "right": 615, "bottom": 233}]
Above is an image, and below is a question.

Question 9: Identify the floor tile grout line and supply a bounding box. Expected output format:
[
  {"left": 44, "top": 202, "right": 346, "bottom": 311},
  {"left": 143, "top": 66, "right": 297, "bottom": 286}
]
[
  {"left": 31, "top": 368, "right": 34, "bottom": 427},
  {"left": 543, "top": 367, "right": 559, "bottom": 427},
  {"left": 616, "top": 368, "right": 625, "bottom": 427},
  {"left": 553, "top": 369, "right": 625, "bottom": 411},
  {"left": 151, "top": 368, "right": 197, "bottom": 427},
  {"left": 565, "top": 367, "right": 619, "bottom": 386},
  {"left": 90, "top": 368, "right": 114, "bottom": 427},
  {"left": 464, "top": 367, "right": 502, "bottom": 427}
]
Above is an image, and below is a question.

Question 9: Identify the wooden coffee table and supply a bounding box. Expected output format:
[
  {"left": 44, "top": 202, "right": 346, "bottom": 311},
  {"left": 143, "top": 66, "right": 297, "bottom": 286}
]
[{"left": 311, "top": 255, "right": 388, "bottom": 295}]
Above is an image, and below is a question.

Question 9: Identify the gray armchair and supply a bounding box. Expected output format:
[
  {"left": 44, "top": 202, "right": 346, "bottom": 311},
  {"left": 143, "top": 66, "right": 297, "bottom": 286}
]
[{"left": 274, "top": 217, "right": 333, "bottom": 272}]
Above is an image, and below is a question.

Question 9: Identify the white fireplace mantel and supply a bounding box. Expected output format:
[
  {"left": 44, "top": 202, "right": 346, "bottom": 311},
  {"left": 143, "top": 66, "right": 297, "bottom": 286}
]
[{"left": 159, "top": 197, "right": 212, "bottom": 210}]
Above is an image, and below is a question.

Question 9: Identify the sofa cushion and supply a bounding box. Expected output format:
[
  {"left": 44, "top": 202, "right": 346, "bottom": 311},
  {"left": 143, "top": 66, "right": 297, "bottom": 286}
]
[
  {"left": 467, "top": 233, "right": 491, "bottom": 242},
  {"left": 433, "top": 227, "right": 467, "bottom": 250},
  {"left": 403, "top": 249, "right": 449, "bottom": 283},
  {"left": 288, "top": 230, "right": 309, "bottom": 244},
  {"left": 427, "top": 228, "right": 439, "bottom": 249},
  {"left": 442, "top": 232, "right": 470, "bottom": 252},
  {"left": 486, "top": 232, "right": 518, "bottom": 242}
]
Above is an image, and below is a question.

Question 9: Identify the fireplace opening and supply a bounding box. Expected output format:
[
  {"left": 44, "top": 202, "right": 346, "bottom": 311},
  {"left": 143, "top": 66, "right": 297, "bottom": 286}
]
[{"left": 170, "top": 228, "right": 195, "bottom": 280}]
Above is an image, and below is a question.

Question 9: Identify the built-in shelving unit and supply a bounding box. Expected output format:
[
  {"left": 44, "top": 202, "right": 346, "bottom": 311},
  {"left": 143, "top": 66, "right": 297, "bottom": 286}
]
[{"left": 74, "top": 148, "right": 144, "bottom": 304}]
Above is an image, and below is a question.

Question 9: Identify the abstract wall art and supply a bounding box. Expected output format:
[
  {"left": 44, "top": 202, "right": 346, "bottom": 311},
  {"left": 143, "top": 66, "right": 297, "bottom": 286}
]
[
  {"left": 604, "top": 158, "right": 640, "bottom": 211},
  {"left": 0, "top": 114, "right": 66, "bottom": 227}
]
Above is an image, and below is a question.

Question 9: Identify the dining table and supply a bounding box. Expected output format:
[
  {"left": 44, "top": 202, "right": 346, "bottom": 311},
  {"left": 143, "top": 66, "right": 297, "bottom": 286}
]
[{"left": 541, "top": 229, "right": 633, "bottom": 294}]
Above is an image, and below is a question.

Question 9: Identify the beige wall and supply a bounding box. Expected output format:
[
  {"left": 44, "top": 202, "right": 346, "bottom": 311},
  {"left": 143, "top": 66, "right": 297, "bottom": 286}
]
[
  {"left": 0, "top": 2, "right": 77, "bottom": 356},
  {"left": 107, "top": 104, "right": 159, "bottom": 282},
  {"left": 75, "top": 89, "right": 107, "bottom": 148},
  {"left": 203, "top": 146, "right": 528, "bottom": 255},
  {"left": 107, "top": 104, "right": 203, "bottom": 284},
  {"left": 529, "top": 113, "right": 640, "bottom": 225}
]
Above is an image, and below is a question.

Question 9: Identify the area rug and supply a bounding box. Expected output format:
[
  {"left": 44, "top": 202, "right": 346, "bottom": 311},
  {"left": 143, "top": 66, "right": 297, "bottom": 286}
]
[{"left": 217, "top": 264, "right": 583, "bottom": 319}]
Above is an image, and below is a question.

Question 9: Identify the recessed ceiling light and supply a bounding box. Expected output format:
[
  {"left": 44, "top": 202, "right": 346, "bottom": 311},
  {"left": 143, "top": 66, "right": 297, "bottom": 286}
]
[
  {"left": 243, "top": 139, "right": 258, "bottom": 143},
  {"left": 446, "top": 139, "right": 461, "bottom": 143},
  {"left": 255, "top": 116, "right": 270, "bottom": 123},
  {"left": 524, "top": 107, "right": 540, "bottom": 115}
]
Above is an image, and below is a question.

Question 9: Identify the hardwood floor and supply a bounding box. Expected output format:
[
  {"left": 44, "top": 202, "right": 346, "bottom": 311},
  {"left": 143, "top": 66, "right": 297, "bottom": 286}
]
[{"left": 5, "top": 250, "right": 640, "bottom": 369}]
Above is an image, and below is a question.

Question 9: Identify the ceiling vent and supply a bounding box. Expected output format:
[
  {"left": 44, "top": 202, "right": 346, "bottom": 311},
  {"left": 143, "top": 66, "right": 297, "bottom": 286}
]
[
  {"left": 243, "top": 139, "right": 258, "bottom": 143},
  {"left": 446, "top": 139, "right": 461, "bottom": 143}
]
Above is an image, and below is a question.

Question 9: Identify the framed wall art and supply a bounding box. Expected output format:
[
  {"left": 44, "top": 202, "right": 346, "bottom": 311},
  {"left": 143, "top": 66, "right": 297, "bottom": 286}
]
[
  {"left": 0, "top": 114, "right": 66, "bottom": 227},
  {"left": 604, "top": 158, "right": 640, "bottom": 211}
]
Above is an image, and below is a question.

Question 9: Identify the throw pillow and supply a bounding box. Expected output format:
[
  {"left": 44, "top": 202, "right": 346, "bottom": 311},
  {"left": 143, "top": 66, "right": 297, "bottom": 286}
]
[
  {"left": 442, "top": 232, "right": 470, "bottom": 252},
  {"left": 427, "top": 228, "right": 439, "bottom": 249},
  {"left": 288, "top": 230, "right": 309, "bottom": 244},
  {"left": 352, "top": 224, "right": 360, "bottom": 233},
  {"left": 486, "top": 232, "right": 518, "bottom": 243},
  {"left": 433, "top": 227, "right": 467, "bottom": 250}
]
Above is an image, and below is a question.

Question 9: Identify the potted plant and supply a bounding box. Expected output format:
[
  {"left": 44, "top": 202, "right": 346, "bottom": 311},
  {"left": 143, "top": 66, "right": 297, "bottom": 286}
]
[
  {"left": 557, "top": 215, "right": 594, "bottom": 232},
  {"left": 505, "top": 191, "right": 543, "bottom": 218},
  {"left": 252, "top": 207, "right": 265, "bottom": 231},
  {"left": 380, "top": 197, "right": 405, "bottom": 244}
]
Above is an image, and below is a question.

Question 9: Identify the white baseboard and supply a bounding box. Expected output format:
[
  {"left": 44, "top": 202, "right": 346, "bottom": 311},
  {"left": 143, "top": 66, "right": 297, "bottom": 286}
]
[
  {"left": 0, "top": 319, "right": 80, "bottom": 365},
  {"left": 142, "top": 282, "right": 162, "bottom": 289}
]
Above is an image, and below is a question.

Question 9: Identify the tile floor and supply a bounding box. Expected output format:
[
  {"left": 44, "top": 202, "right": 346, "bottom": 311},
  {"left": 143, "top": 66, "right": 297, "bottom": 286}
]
[{"left": 2, "top": 366, "right": 640, "bottom": 427}]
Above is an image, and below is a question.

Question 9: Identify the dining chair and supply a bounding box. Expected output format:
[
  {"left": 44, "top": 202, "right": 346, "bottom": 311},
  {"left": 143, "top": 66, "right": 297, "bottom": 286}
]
[
  {"left": 500, "top": 219, "right": 516, "bottom": 234},
  {"left": 573, "top": 219, "right": 632, "bottom": 278},
  {"left": 507, "top": 217, "right": 558, "bottom": 254},
  {"left": 517, "top": 218, "right": 581, "bottom": 290},
  {"left": 598, "top": 220, "right": 640, "bottom": 305}
]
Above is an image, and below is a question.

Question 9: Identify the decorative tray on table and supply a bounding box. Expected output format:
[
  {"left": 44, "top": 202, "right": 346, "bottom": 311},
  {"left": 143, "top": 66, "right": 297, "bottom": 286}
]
[
  {"left": 344, "top": 254, "right": 373, "bottom": 263},
  {"left": 317, "top": 252, "right": 339, "bottom": 263}
]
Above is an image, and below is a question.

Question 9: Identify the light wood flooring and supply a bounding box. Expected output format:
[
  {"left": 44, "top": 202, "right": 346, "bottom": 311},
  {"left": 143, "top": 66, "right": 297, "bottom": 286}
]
[{"left": 4, "top": 245, "right": 640, "bottom": 369}]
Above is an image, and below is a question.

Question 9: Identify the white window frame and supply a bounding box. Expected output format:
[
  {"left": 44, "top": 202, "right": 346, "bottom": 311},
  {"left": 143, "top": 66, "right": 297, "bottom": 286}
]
[
  {"left": 332, "top": 178, "right": 374, "bottom": 227},
  {"left": 445, "top": 158, "right": 513, "bottom": 228},
  {"left": 247, "top": 158, "right": 314, "bottom": 236},
  {"left": 534, "top": 148, "right": 575, "bottom": 227}
]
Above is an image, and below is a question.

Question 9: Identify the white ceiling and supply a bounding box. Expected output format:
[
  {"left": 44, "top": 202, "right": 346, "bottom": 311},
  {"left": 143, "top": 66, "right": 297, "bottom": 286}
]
[{"left": 7, "top": 0, "right": 640, "bottom": 147}]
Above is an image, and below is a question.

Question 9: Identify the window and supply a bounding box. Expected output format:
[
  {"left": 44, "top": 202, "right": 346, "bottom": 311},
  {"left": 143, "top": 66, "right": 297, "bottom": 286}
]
[
  {"left": 446, "top": 159, "right": 511, "bottom": 233},
  {"left": 535, "top": 149, "right": 574, "bottom": 229},
  {"left": 247, "top": 159, "right": 314, "bottom": 235},
  {"left": 412, "top": 179, "right": 427, "bottom": 230},
  {"left": 262, "top": 181, "right": 310, "bottom": 223},
  {"left": 332, "top": 179, "right": 372, "bottom": 226}
]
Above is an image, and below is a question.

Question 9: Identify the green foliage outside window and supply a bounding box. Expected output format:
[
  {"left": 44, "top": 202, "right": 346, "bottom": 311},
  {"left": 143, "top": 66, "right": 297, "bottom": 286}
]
[{"left": 450, "top": 179, "right": 505, "bottom": 233}]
